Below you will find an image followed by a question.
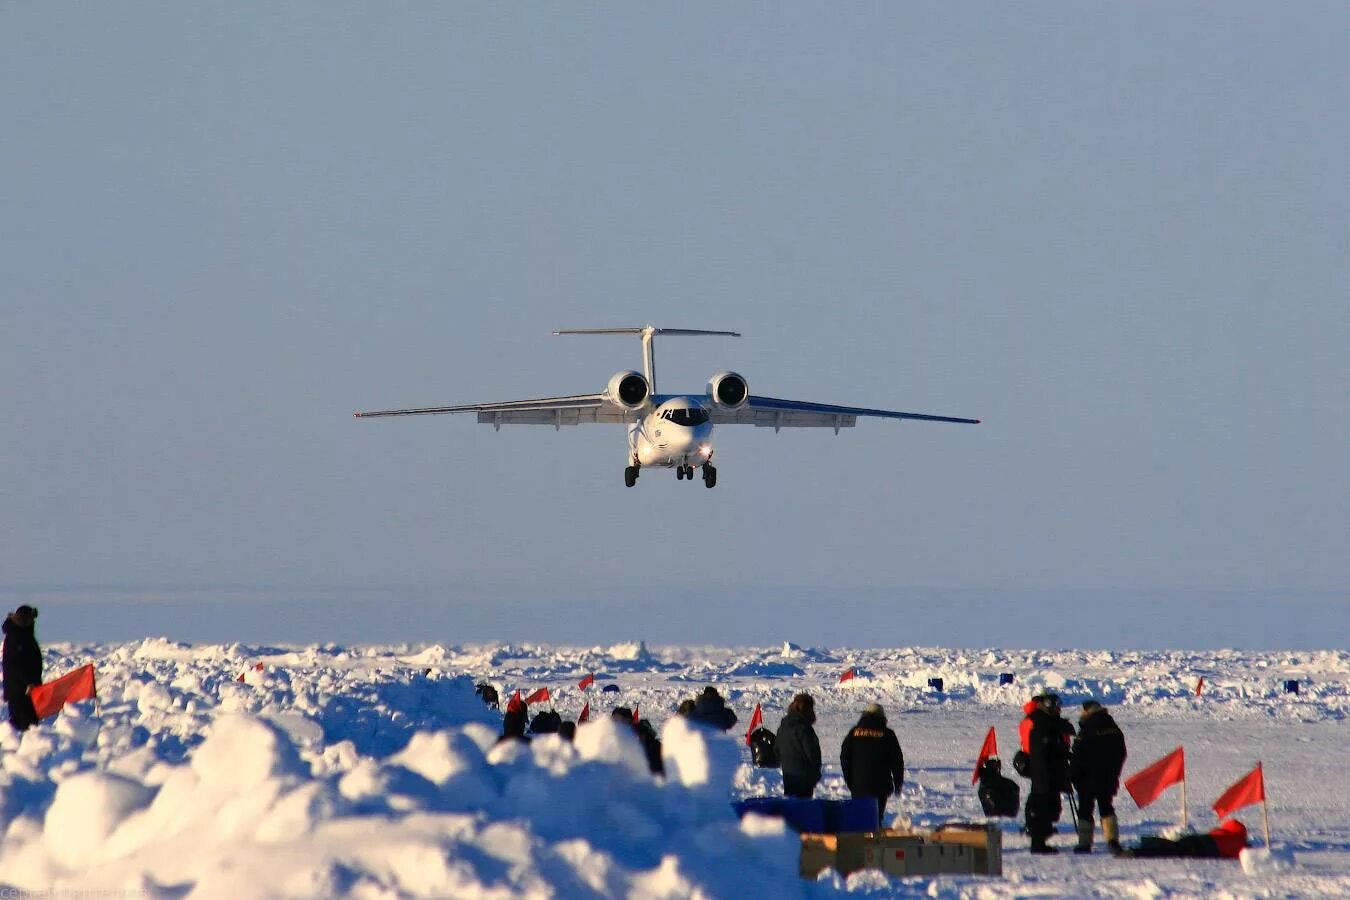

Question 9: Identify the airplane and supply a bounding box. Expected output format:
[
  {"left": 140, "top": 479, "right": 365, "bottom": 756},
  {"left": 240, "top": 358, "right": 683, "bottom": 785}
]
[{"left": 354, "top": 326, "right": 979, "bottom": 488}]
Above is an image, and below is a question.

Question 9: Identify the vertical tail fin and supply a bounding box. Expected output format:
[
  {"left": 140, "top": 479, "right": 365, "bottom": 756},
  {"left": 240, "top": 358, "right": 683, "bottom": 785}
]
[{"left": 553, "top": 326, "right": 740, "bottom": 393}]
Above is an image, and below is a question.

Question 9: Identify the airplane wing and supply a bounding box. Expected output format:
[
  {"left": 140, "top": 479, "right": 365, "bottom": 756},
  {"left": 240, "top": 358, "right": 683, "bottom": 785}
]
[
  {"left": 354, "top": 393, "right": 636, "bottom": 427},
  {"left": 710, "top": 395, "right": 980, "bottom": 431}
]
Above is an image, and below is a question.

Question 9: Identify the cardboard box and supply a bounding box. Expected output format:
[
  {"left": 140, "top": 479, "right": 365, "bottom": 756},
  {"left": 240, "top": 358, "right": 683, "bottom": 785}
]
[
  {"left": 799, "top": 822, "right": 1003, "bottom": 879},
  {"left": 799, "top": 832, "right": 876, "bottom": 878},
  {"left": 928, "top": 823, "right": 1003, "bottom": 876}
]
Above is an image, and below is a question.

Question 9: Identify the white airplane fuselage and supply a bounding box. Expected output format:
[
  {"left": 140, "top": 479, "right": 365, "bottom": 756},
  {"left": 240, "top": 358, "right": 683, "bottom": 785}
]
[{"left": 630, "top": 396, "right": 714, "bottom": 468}]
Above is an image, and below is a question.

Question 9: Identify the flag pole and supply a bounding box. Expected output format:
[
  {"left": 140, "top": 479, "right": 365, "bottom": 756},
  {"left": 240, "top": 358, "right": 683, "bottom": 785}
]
[
  {"left": 1259, "top": 763, "right": 1271, "bottom": 847},
  {"left": 1180, "top": 774, "right": 1188, "bottom": 830}
]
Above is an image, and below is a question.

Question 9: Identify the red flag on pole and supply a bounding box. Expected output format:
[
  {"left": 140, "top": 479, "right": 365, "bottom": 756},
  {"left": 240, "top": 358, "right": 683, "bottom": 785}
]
[
  {"left": 838, "top": 667, "right": 856, "bottom": 683},
  {"left": 1125, "top": 746, "right": 1186, "bottom": 808},
  {"left": 30, "top": 665, "right": 97, "bottom": 719},
  {"left": 524, "top": 687, "right": 551, "bottom": 705},
  {"left": 577, "top": 673, "right": 595, "bottom": 691},
  {"left": 1213, "top": 763, "right": 1265, "bottom": 820},
  {"left": 632, "top": 705, "right": 640, "bottom": 724},
  {"left": 745, "top": 702, "right": 763, "bottom": 746},
  {"left": 578, "top": 701, "right": 590, "bottom": 723},
  {"left": 971, "top": 726, "right": 999, "bottom": 784},
  {"left": 1195, "top": 676, "right": 1205, "bottom": 696},
  {"left": 506, "top": 689, "right": 524, "bottom": 713}
]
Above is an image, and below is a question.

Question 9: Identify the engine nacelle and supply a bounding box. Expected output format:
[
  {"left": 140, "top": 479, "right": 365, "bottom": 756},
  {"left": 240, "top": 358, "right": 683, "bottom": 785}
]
[
  {"left": 605, "top": 370, "right": 651, "bottom": 410},
  {"left": 707, "top": 371, "right": 749, "bottom": 410}
]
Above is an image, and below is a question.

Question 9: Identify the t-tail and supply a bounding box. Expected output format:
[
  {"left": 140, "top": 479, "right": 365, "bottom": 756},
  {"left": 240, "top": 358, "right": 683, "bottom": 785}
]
[{"left": 553, "top": 326, "right": 740, "bottom": 394}]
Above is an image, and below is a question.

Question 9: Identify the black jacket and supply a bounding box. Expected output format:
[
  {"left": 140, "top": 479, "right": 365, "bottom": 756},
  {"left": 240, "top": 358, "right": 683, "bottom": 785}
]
[
  {"left": 691, "top": 694, "right": 737, "bottom": 731},
  {"left": 1069, "top": 708, "right": 1127, "bottom": 796},
  {"left": 776, "top": 711, "right": 822, "bottom": 797},
  {"left": 2, "top": 615, "right": 42, "bottom": 700},
  {"left": 840, "top": 714, "right": 904, "bottom": 798},
  {"left": 1026, "top": 707, "right": 1073, "bottom": 793}
]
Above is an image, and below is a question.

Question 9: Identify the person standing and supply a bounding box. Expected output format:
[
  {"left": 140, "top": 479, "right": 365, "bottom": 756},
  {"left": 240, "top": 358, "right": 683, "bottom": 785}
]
[
  {"left": 840, "top": 702, "right": 905, "bottom": 827},
  {"left": 1024, "top": 693, "right": 1074, "bottom": 853},
  {"left": 1070, "top": 700, "right": 1127, "bottom": 854},
  {"left": 777, "top": 693, "right": 822, "bottom": 799},
  {"left": 690, "top": 686, "right": 737, "bottom": 731},
  {"left": 2, "top": 605, "right": 43, "bottom": 732}
]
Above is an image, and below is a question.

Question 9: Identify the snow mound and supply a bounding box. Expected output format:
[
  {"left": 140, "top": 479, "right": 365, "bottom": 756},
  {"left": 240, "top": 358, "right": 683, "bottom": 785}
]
[{"left": 1241, "top": 846, "right": 1296, "bottom": 874}]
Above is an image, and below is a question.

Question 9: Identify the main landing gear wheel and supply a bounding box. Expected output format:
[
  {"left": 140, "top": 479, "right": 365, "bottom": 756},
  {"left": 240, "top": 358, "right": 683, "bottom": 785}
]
[
  {"left": 676, "top": 466, "right": 685, "bottom": 480},
  {"left": 624, "top": 465, "right": 639, "bottom": 487},
  {"left": 702, "top": 464, "right": 717, "bottom": 489}
]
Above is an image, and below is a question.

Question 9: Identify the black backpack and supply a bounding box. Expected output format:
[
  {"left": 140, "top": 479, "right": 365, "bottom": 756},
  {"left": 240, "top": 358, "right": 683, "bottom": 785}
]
[
  {"left": 977, "top": 760, "right": 1021, "bottom": 817},
  {"left": 749, "top": 727, "right": 779, "bottom": 768},
  {"left": 1012, "top": 749, "right": 1030, "bottom": 778}
]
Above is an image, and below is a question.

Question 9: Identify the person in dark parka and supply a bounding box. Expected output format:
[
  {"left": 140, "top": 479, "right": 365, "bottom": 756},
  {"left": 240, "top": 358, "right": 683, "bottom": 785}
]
[
  {"left": 2, "top": 605, "right": 43, "bottom": 732},
  {"left": 690, "top": 686, "right": 737, "bottom": 731},
  {"left": 1070, "top": 700, "right": 1128, "bottom": 854},
  {"left": 777, "top": 692, "right": 822, "bottom": 798},
  {"left": 840, "top": 703, "right": 905, "bottom": 827},
  {"left": 1024, "top": 693, "right": 1075, "bottom": 853}
]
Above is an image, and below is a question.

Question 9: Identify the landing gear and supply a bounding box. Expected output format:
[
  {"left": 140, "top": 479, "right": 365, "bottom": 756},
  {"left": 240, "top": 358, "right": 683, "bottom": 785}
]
[
  {"left": 676, "top": 464, "right": 696, "bottom": 481},
  {"left": 624, "top": 465, "right": 639, "bottom": 487},
  {"left": 676, "top": 466, "right": 685, "bottom": 480},
  {"left": 702, "top": 464, "right": 717, "bottom": 488}
]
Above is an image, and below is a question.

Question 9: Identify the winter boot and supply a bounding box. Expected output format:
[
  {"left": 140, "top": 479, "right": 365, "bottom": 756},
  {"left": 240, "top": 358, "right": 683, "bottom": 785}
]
[
  {"left": 1103, "top": 814, "right": 1122, "bottom": 855},
  {"left": 1074, "top": 817, "right": 1094, "bottom": 853},
  {"left": 1029, "top": 834, "right": 1059, "bottom": 854}
]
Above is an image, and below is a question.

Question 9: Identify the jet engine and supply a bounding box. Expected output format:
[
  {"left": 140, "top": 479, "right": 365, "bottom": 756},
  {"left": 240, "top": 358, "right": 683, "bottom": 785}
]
[
  {"left": 605, "top": 370, "right": 651, "bottom": 410},
  {"left": 707, "top": 371, "right": 749, "bottom": 410}
]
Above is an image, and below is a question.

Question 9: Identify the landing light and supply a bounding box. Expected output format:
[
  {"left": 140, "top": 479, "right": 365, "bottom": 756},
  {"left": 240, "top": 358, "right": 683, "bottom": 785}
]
[{"left": 699, "top": 444, "right": 712, "bottom": 456}]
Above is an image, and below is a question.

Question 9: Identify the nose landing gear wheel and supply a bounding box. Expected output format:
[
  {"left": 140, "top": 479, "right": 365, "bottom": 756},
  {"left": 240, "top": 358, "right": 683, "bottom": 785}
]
[
  {"left": 702, "top": 464, "right": 717, "bottom": 488},
  {"left": 624, "top": 465, "right": 639, "bottom": 487}
]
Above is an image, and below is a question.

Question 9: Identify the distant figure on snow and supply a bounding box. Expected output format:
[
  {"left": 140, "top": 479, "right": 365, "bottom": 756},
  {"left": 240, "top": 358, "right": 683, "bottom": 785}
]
[
  {"left": 1023, "top": 693, "right": 1075, "bottom": 853},
  {"left": 611, "top": 707, "right": 664, "bottom": 775},
  {"left": 840, "top": 702, "right": 905, "bottom": 828},
  {"left": 690, "top": 686, "right": 737, "bottom": 731},
  {"left": 497, "top": 695, "right": 531, "bottom": 745},
  {"left": 558, "top": 720, "right": 577, "bottom": 743},
  {"left": 676, "top": 699, "right": 697, "bottom": 718},
  {"left": 1070, "top": 700, "right": 1127, "bottom": 854},
  {"left": 2, "top": 605, "right": 42, "bottom": 733},
  {"left": 777, "top": 692, "right": 822, "bottom": 798}
]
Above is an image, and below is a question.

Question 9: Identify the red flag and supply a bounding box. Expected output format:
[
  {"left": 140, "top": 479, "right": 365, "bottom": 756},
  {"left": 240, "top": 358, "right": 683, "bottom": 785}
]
[
  {"left": 1213, "top": 763, "right": 1265, "bottom": 820},
  {"left": 578, "top": 673, "right": 595, "bottom": 691},
  {"left": 524, "top": 687, "right": 551, "bottom": 705},
  {"left": 838, "top": 667, "right": 856, "bottom": 683},
  {"left": 506, "top": 689, "right": 524, "bottom": 713},
  {"left": 971, "top": 726, "right": 999, "bottom": 784},
  {"left": 1195, "top": 676, "right": 1205, "bottom": 696},
  {"left": 632, "top": 705, "right": 640, "bottom": 724},
  {"left": 30, "top": 665, "right": 97, "bottom": 719},
  {"left": 745, "top": 702, "right": 763, "bottom": 746},
  {"left": 236, "top": 672, "right": 245, "bottom": 683},
  {"left": 578, "top": 701, "right": 590, "bottom": 723},
  {"left": 1125, "top": 747, "right": 1186, "bottom": 808},
  {"left": 254, "top": 662, "right": 265, "bottom": 672}
]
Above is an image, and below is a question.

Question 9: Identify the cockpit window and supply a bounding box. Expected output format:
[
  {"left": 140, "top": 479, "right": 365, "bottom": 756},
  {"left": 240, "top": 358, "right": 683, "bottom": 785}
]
[{"left": 662, "top": 407, "right": 709, "bottom": 426}]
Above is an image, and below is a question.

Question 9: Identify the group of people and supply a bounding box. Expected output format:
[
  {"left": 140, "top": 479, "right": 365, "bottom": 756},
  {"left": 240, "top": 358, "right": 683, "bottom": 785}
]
[
  {"left": 774, "top": 693, "right": 906, "bottom": 828},
  {"left": 1014, "top": 692, "right": 1128, "bottom": 854}
]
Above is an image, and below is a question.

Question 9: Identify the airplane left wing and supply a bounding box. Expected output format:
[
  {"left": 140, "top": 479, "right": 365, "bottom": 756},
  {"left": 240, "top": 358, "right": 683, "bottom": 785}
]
[
  {"left": 710, "top": 395, "right": 980, "bottom": 431},
  {"left": 355, "top": 393, "right": 636, "bottom": 428}
]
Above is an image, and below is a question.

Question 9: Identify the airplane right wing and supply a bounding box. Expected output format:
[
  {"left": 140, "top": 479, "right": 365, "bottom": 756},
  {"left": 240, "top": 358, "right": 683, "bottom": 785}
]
[
  {"left": 355, "top": 393, "right": 637, "bottom": 428},
  {"left": 711, "top": 395, "right": 980, "bottom": 431}
]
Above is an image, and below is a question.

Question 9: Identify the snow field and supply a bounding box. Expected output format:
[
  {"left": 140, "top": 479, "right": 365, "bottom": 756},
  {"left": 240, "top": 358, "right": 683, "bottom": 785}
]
[{"left": 0, "top": 639, "right": 1346, "bottom": 898}]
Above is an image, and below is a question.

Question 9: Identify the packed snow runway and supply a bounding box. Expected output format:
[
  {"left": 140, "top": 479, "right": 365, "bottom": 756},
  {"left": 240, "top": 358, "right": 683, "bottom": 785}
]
[{"left": 2, "top": 639, "right": 1347, "bottom": 898}]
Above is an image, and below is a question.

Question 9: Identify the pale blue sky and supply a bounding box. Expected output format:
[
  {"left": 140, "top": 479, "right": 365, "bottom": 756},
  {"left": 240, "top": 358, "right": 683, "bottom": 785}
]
[{"left": 3, "top": 4, "right": 1347, "bottom": 646}]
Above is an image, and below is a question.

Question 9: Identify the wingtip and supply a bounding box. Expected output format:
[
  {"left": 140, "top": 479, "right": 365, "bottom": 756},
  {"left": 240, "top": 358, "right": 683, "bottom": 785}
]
[{"left": 353, "top": 412, "right": 363, "bottom": 418}]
